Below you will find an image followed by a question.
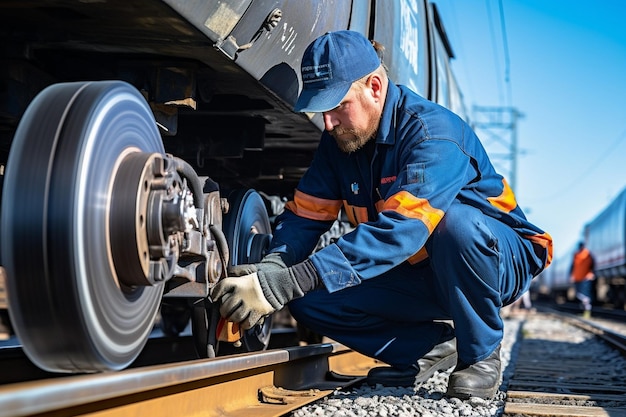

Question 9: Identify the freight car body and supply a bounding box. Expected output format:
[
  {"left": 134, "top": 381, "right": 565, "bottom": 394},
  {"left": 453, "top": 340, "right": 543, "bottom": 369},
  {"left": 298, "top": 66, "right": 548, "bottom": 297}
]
[
  {"left": 584, "top": 187, "right": 626, "bottom": 308},
  {"left": 537, "top": 187, "right": 626, "bottom": 309},
  {"left": 0, "top": 0, "right": 466, "bottom": 372}
]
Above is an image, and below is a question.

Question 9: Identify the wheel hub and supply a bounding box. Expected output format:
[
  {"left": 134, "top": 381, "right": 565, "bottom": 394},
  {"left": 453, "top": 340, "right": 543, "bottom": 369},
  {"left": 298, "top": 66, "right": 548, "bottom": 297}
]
[{"left": 110, "top": 152, "right": 192, "bottom": 288}]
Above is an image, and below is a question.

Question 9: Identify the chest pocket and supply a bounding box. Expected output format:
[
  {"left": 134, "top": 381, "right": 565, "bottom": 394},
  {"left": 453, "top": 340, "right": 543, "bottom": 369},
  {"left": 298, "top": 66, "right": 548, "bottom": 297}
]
[{"left": 407, "top": 163, "right": 425, "bottom": 184}]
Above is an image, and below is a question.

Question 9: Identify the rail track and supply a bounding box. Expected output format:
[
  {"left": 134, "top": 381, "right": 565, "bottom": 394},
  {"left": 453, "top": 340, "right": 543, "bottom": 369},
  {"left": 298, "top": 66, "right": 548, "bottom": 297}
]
[
  {"left": 3, "top": 309, "right": 625, "bottom": 417},
  {"left": 0, "top": 342, "right": 379, "bottom": 417},
  {"left": 502, "top": 310, "right": 626, "bottom": 417}
]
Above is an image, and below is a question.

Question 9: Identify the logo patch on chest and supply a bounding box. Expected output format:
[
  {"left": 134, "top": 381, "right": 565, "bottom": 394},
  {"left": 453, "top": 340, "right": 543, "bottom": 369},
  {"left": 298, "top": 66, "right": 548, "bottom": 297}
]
[{"left": 380, "top": 176, "right": 397, "bottom": 185}]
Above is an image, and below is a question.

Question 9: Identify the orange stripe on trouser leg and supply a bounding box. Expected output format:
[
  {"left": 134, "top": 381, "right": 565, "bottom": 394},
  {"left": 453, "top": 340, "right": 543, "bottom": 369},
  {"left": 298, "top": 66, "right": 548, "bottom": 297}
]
[
  {"left": 523, "top": 232, "right": 554, "bottom": 267},
  {"left": 407, "top": 246, "right": 429, "bottom": 264},
  {"left": 284, "top": 190, "right": 342, "bottom": 221},
  {"left": 382, "top": 190, "right": 444, "bottom": 233}
]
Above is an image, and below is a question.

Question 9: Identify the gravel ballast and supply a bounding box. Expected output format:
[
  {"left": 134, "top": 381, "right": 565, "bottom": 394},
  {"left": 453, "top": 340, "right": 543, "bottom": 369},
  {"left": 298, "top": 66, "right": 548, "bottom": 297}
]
[{"left": 292, "top": 317, "right": 524, "bottom": 417}]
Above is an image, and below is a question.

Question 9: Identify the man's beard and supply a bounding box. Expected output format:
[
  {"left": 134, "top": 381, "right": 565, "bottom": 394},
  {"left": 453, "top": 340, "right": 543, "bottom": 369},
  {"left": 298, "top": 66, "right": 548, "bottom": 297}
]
[{"left": 330, "top": 109, "right": 379, "bottom": 153}]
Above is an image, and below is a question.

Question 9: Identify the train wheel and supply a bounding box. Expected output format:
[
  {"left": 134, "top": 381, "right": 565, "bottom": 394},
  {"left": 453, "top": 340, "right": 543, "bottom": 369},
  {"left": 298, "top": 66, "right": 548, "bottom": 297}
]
[
  {"left": 222, "top": 189, "right": 273, "bottom": 352},
  {"left": 0, "top": 81, "right": 165, "bottom": 372}
]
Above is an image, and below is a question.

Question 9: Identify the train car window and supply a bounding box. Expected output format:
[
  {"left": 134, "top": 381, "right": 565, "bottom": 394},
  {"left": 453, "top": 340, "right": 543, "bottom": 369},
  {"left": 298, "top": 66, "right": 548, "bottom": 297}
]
[
  {"left": 432, "top": 23, "right": 451, "bottom": 108},
  {"left": 428, "top": 2, "right": 468, "bottom": 117},
  {"left": 371, "top": 0, "right": 429, "bottom": 97},
  {"left": 448, "top": 64, "right": 468, "bottom": 121}
]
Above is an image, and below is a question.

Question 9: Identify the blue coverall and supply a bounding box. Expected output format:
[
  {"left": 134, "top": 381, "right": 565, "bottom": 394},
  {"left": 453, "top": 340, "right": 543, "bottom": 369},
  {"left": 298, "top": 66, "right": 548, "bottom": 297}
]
[{"left": 269, "top": 82, "right": 553, "bottom": 368}]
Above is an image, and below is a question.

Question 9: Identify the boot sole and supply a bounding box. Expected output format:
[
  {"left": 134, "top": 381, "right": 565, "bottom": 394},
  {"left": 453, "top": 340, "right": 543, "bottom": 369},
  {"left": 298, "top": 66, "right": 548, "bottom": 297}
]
[
  {"left": 368, "top": 353, "right": 457, "bottom": 387},
  {"left": 446, "top": 383, "right": 498, "bottom": 400}
]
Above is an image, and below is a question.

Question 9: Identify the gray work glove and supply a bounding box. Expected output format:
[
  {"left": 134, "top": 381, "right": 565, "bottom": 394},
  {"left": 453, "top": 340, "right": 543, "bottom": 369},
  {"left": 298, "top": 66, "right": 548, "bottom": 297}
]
[{"left": 212, "top": 253, "right": 320, "bottom": 329}]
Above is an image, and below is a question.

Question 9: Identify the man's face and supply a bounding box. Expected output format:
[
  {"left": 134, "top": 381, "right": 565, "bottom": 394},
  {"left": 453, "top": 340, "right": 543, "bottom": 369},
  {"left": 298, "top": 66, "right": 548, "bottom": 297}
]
[{"left": 323, "top": 83, "right": 381, "bottom": 153}]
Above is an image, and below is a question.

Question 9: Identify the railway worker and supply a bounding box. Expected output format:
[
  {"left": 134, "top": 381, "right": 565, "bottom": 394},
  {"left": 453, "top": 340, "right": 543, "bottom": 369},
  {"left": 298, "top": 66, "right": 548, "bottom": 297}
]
[
  {"left": 570, "top": 242, "right": 595, "bottom": 318},
  {"left": 213, "top": 30, "right": 553, "bottom": 400}
]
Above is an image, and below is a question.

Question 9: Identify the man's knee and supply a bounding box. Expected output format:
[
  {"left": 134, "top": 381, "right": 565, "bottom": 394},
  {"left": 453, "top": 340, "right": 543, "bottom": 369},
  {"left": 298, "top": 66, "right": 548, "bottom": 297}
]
[
  {"left": 287, "top": 294, "right": 311, "bottom": 323},
  {"left": 429, "top": 204, "right": 493, "bottom": 254},
  {"left": 287, "top": 289, "right": 333, "bottom": 328}
]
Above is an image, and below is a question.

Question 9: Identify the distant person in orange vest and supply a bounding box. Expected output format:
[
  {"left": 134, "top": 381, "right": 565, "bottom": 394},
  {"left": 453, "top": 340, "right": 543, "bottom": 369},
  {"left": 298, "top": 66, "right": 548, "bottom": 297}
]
[{"left": 570, "top": 242, "right": 594, "bottom": 317}]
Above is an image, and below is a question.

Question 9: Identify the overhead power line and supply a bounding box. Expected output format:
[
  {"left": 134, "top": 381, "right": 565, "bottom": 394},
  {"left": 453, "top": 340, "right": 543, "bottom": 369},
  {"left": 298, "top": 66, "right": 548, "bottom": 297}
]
[
  {"left": 485, "top": 0, "right": 504, "bottom": 105},
  {"left": 527, "top": 126, "right": 626, "bottom": 203},
  {"left": 498, "top": 0, "right": 513, "bottom": 106},
  {"left": 484, "top": 0, "right": 512, "bottom": 107}
]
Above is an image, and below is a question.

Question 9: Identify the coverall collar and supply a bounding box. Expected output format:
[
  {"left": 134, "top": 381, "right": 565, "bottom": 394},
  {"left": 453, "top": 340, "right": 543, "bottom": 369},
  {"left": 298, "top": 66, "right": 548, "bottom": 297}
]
[{"left": 374, "top": 82, "right": 400, "bottom": 146}]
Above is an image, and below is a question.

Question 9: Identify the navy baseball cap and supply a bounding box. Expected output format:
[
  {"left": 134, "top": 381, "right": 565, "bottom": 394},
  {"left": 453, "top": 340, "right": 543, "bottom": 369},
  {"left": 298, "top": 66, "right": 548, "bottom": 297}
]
[{"left": 294, "top": 30, "right": 381, "bottom": 113}]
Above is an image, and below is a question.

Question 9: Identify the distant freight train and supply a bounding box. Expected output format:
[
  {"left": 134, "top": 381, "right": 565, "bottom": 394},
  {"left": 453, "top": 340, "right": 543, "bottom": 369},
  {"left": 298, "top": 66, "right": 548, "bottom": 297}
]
[
  {"left": 0, "top": 0, "right": 468, "bottom": 373},
  {"left": 537, "top": 187, "right": 626, "bottom": 309}
]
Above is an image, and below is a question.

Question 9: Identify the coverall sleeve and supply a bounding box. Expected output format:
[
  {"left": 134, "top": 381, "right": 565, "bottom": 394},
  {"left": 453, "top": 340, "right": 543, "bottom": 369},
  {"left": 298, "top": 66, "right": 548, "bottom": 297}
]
[
  {"left": 311, "top": 137, "right": 477, "bottom": 292},
  {"left": 268, "top": 136, "right": 343, "bottom": 266}
]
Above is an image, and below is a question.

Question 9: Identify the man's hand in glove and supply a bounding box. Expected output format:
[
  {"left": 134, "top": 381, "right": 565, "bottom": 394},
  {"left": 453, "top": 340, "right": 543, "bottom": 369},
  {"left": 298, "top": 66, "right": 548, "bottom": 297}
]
[{"left": 211, "top": 253, "right": 320, "bottom": 329}]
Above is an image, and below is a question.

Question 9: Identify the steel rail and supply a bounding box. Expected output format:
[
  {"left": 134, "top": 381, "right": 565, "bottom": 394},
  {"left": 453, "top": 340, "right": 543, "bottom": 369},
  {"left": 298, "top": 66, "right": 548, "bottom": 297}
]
[
  {"left": 503, "top": 311, "right": 626, "bottom": 417},
  {"left": 0, "top": 342, "right": 379, "bottom": 417},
  {"left": 564, "top": 315, "right": 626, "bottom": 352},
  {"left": 545, "top": 307, "right": 626, "bottom": 353}
]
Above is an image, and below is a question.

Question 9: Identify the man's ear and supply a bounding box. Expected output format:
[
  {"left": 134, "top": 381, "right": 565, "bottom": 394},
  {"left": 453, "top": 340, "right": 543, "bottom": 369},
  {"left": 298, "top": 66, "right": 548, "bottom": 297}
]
[{"left": 368, "top": 74, "right": 384, "bottom": 100}]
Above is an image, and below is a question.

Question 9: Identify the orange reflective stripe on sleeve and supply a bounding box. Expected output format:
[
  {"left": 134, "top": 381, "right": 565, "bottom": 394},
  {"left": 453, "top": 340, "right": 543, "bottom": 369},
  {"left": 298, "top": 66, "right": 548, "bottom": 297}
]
[
  {"left": 284, "top": 189, "right": 342, "bottom": 221},
  {"left": 487, "top": 179, "right": 518, "bottom": 213},
  {"left": 343, "top": 202, "right": 369, "bottom": 226},
  {"left": 375, "top": 199, "right": 385, "bottom": 213},
  {"left": 382, "top": 190, "right": 444, "bottom": 233}
]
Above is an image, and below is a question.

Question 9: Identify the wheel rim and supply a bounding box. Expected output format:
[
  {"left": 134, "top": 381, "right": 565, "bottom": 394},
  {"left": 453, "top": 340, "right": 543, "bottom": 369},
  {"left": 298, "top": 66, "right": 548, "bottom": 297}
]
[
  {"left": 1, "top": 81, "right": 165, "bottom": 372},
  {"left": 222, "top": 189, "right": 273, "bottom": 351}
]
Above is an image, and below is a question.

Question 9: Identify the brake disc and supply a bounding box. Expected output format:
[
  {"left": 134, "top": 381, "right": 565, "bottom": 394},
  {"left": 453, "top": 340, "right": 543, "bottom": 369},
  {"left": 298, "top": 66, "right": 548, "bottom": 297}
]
[{"left": 222, "top": 189, "right": 273, "bottom": 352}]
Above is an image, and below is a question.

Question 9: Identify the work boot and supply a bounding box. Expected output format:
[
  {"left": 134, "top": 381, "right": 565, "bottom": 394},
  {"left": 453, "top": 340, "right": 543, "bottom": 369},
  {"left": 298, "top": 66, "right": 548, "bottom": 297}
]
[
  {"left": 367, "top": 327, "right": 457, "bottom": 387},
  {"left": 446, "top": 344, "right": 501, "bottom": 400}
]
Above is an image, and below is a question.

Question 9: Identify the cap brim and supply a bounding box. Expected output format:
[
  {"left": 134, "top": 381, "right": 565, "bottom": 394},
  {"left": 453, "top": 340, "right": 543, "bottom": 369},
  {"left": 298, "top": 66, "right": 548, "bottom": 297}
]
[{"left": 293, "top": 82, "right": 351, "bottom": 113}]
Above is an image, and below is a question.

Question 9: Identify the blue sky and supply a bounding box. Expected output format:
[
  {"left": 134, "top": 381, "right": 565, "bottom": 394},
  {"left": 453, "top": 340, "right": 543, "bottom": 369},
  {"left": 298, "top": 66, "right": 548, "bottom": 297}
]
[{"left": 432, "top": 0, "right": 626, "bottom": 260}]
